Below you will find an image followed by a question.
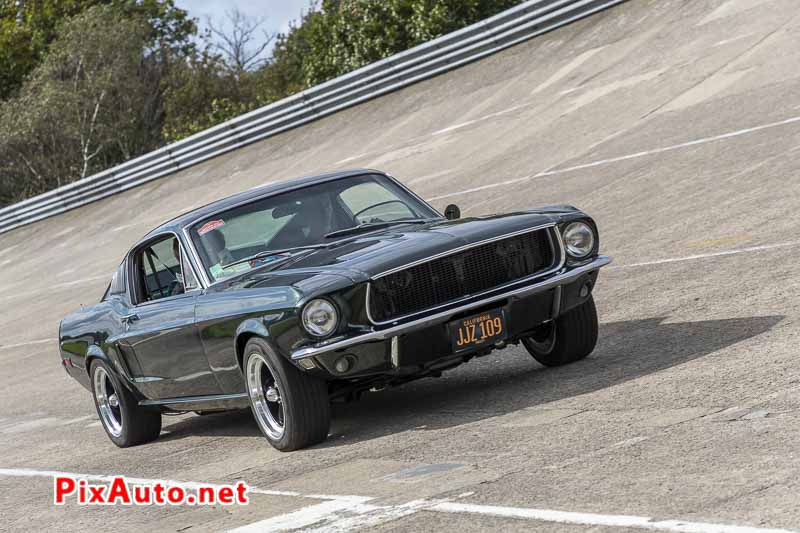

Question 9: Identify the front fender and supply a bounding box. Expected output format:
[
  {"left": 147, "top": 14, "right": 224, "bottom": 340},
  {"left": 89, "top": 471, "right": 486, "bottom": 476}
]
[{"left": 233, "top": 318, "right": 273, "bottom": 371}]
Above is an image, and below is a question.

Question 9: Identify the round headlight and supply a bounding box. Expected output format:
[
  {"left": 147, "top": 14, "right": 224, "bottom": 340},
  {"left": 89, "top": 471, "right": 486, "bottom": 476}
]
[
  {"left": 562, "top": 222, "right": 595, "bottom": 258},
  {"left": 302, "top": 299, "right": 339, "bottom": 337}
]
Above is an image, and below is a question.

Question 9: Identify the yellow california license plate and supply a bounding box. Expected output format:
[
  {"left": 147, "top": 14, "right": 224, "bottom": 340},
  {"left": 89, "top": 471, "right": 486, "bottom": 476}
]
[{"left": 449, "top": 309, "right": 506, "bottom": 353}]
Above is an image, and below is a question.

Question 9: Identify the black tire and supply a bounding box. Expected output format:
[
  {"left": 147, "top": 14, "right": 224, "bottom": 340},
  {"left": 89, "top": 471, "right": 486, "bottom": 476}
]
[
  {"left": 243, "top": 338, "right": 330, "bottom": 451},
  {"left": 89, "top": 359, "right": 161, "bottom": 447},
  {"left": 522, "top": 296, "right": 598, "bottom": 367}
]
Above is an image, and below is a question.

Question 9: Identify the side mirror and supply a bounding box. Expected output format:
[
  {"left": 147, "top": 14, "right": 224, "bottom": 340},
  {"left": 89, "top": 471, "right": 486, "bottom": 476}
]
[{"left": 444, "top": 204, "right": 461, "bottom": 220}]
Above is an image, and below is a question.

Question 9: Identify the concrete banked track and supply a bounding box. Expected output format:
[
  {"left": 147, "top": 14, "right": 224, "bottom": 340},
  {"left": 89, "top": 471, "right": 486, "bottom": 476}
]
[{"left": 2, "top": 0, "right": 800, "bottom": 531}]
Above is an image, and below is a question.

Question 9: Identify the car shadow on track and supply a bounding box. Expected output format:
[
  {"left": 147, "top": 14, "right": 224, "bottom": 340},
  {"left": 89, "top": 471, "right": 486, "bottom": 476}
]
[
  {"left": 158, "top": 409, "right": 259, "bottom": 441},
  {"left": 157, "top": 315, "right": 783, "bottom": 445},
  {"left": 320, "top": 314, "right": 784, "bottom": 446}
]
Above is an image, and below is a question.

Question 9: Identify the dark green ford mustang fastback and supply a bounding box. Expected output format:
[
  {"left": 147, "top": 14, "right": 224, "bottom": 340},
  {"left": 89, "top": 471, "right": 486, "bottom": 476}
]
[{"left": 59, "top": 169, "right": 611, "bottom": 451}]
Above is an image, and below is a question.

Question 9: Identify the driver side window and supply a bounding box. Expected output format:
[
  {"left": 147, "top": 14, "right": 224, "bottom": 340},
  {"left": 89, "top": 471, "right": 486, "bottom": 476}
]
[{"left": 135, "top": 235, "right": 183, "bottom": 303}]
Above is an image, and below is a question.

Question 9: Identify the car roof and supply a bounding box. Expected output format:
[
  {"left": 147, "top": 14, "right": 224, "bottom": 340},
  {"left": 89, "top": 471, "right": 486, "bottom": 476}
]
[{"left": 142, "top": 168, "right": 381, "bottom": 240}]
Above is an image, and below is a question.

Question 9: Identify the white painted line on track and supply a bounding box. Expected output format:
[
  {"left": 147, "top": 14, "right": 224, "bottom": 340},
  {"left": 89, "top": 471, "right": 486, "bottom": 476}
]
[
  {"left": 0, "top": 243, "right": 19, "bottom": 257},
  {"left": 229, "top": 500, "right": 376, "bottom": 533},
  {"left": 429, "top": 172, "right": 538, "bottom": 200},
  {"left": 55, "top": 274, "right": 109, "bottom": 288},
  {"left": 337, "top": 101, "right": 535, "bottom": 164},
  {"left": 0, "top": 414, "right": 97, "bottom": 435},
  {"left": 531, "top": 115, "right": 800, "bottom": 176},
  {"left": 431, "top": 118, "right": 482, "bottom": 136},
  {"left": 0, "top": 338, "right": 56, "bottom": 351},
  {"left": 713, "top": 33, "right": 756, "bottom": 47},
  {"left": 1, "top": 274, "right": 109, "bottom": 304},
  {"left": 58, "top": 415, "right": 96, "bottom": 426},
  {"left": 430, "top": 502, "right": 796, "bottom": 533},
  {"left": 335, "top": 152, "right": 369, "bottom": 165},
  {"left": 610, "top": 241, "right": 800, "bottom": 269},
  {"left": 531, "top": 46, "right": 607, "bottom": 96},
  {"left": 430, "top": 102, "right": 534, "bottom": 136},
  {"left": 301, "top": 500, "right": 433, "bottom": 533},
  {"left": 429, "top": 114, "right": 800, "bottom": 201},
  {"left": 0, "top": 468, "right": 795, "bottom": 533}
]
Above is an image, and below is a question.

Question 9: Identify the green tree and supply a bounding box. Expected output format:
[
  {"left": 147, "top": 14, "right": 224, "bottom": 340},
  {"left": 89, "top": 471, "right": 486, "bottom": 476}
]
[
  {"left": 0, "top": 0, "right": 195, "bottom": 101},
  {"left": 0, "top": 5, "right": 163, "bottom": 204},
  {"left": 161, "top": 49, "right": 258, "bottom": 142},
  {"left": 166, "top": 0, "right": 523, "bottom": 143},
  {"left": 0, "top": 0, "right": 524, "bottom": 206},
  {"left": 0, "top": 0, "right": 95, "bottom": 100},
  {"left": 161, "top": 8, "right": 272, "bottom": 141},
  {"left": 266, "top": 0, "right": 520, "bottom": 89}
]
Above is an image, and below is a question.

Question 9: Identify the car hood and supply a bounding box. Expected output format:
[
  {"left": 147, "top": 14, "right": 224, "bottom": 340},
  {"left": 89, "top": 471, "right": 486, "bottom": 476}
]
[{"left": 212, "top": 210, "right": 569, "bottom": 292}]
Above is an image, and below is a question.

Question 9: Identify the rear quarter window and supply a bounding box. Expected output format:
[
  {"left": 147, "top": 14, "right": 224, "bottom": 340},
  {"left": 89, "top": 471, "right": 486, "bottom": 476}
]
[{"left": 103, "top": 262, "right": 127, "bottom": 301}]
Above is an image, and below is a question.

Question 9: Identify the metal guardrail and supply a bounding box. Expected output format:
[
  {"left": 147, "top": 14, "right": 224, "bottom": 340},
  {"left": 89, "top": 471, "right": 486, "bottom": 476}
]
[{"left": 0, "top": 0, "right": 626, "bottom": 235}]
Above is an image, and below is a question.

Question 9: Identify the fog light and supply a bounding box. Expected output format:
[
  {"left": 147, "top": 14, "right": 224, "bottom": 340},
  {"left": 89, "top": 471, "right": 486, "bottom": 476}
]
[
  {"left": 391, "top": 337, "right": 400, "bottom": 368},
  {"left": 334, "top": 356, "right": 352, "bottom": 374},
  {"left": 579, "top": 282, "right": 591, "bottom": 298},
  {"left": 297, "top": 358, "right": 316, "bottom": 370}
]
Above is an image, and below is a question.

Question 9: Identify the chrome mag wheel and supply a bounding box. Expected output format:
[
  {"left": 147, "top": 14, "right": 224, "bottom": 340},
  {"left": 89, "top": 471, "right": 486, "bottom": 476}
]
[
  {"left": 93, "top": 365, "right": 123, "bottom": 437},
  {"left": 246, "top": 352, "right": 285, "bottom": 440}
]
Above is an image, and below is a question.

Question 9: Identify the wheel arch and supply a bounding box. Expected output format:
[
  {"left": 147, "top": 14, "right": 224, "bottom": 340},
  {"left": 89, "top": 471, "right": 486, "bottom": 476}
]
[
  {"left": 84, "top": 344, "right": 140, "bottom": 396},
  {"left": 84, "top": 344, "right": 112, "bottom": 377},
  {"left": 234, "top": 319, "right": 272, "bottom": 372}
]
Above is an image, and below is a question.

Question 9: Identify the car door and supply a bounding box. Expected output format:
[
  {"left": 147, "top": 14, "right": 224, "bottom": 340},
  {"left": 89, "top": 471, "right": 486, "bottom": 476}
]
[{"left": 116, "top": 233, "right": 221, "bottom": 400}]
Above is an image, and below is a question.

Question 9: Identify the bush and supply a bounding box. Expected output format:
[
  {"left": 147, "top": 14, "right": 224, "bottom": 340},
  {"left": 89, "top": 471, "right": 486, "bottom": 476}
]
[{"left": 270, "top": 0, "right": 521, "bottom": 89}]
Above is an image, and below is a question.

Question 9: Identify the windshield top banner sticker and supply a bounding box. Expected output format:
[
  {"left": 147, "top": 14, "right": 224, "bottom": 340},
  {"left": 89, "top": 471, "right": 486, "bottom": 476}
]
[{"left": 198, "top": 220, "right": 225, "bottom": 236}]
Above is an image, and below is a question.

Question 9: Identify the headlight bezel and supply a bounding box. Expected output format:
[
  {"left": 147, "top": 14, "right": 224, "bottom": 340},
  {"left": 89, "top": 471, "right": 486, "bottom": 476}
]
[
  {"left": 301, "top": 298, "right": 340, "bottom": 338},
  {"left": 561, "top": 220, "right": 597, "bottom": 260}
]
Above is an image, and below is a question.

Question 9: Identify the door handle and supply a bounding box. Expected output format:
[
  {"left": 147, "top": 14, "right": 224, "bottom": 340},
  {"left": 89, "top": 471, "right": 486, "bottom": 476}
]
[{"left": 121, "top": 313, "right": 140, "bottom": 324}]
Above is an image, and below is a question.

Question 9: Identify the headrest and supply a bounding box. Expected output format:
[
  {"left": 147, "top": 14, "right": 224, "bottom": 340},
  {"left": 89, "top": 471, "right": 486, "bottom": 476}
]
[{"left": 203, "top": 229, "right": 226, "bottom": 255}]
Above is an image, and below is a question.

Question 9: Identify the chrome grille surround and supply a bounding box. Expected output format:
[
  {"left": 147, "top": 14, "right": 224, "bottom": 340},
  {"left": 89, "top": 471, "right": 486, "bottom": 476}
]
[{"left": 366, "top": 224, "right": 564, "bottom": 325}]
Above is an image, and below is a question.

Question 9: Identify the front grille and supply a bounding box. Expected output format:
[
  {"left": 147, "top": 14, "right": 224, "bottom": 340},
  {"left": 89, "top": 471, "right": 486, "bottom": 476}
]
[{"left": 368, "top": 228, "right": 556, "bottom": 323}]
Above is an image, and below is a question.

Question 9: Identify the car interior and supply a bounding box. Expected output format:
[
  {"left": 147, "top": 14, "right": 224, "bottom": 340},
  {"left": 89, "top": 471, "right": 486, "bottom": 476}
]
[
  {"left": 191, "top": 177, "right": 425, "bottom": 282},
  {"left": 133, "top": 235, "right": 195, "bottom": 303}
]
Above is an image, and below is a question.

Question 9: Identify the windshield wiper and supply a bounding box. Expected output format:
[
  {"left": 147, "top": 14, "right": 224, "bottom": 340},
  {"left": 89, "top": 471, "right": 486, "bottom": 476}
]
[
  {"left": 324, "top": 218, "right": 430, "bottom": 239},
  {"left": 221, "top": 244, "right": 329, "bottom": 270}
]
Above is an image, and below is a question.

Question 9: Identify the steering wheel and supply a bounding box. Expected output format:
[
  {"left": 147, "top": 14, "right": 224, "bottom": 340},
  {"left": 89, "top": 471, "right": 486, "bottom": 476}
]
[
  {"left": 352, "top": 200, "right": 412, "bottom": 221},
  {"left": 167, "top": 280, "right": 184, "bottom": 296}
]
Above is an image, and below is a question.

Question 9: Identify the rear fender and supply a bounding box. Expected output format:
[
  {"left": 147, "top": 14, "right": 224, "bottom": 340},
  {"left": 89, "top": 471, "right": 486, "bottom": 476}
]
[{"left": 84, "top": 344, "right": 142, "bottom": 397}]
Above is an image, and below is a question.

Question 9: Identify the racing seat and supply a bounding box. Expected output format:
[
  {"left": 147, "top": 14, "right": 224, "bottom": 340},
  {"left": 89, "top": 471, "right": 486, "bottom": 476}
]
[
  {"left": 268, "top": 195, "right": 349, "bottom": 249},
  {"left": 201, "top": 229, "right": 235, "bottom": 266}
]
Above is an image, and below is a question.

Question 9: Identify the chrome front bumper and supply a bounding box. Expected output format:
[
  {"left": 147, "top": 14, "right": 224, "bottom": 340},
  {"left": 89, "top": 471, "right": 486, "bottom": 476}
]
[{"left": 291, "top": 255, "right": 612, "bottom": 361}]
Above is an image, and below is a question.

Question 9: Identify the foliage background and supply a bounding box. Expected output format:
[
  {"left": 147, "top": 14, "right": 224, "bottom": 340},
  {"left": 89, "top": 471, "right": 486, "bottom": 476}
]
[{"left": 0, "top": 0, "right": 520, "bottom": 207}]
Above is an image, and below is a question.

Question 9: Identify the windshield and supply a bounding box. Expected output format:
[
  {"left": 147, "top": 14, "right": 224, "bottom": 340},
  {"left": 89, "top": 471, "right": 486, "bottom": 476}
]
[{"left": 189, "top": 174, "right": 440, "bottom": 282}]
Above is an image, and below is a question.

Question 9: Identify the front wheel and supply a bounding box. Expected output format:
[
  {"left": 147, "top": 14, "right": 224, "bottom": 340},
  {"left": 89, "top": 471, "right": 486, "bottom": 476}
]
[
  {"left": 522, "top": 296, "right": 598, "bottom": 366},
  {"left": 90, "top": 359, "right": 161, "bottom": 447},
  {"left": 244, "top": 338, "right": 330, "bottom": 451}
]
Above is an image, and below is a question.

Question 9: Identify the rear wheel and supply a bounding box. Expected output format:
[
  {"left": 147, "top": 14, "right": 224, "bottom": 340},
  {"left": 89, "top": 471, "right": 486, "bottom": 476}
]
[
  {"left": 90, "top": 359, "right": 161, "bottom": 447},
  {"left": 522, "top": 296, "right": 598, "bottom": 366},
  {"left": 244, "top": 338, "right": 330, "bottom": 451}
]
